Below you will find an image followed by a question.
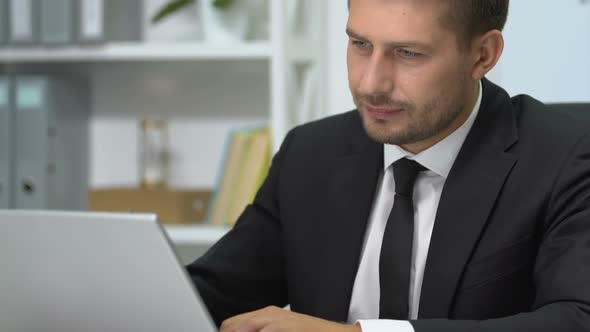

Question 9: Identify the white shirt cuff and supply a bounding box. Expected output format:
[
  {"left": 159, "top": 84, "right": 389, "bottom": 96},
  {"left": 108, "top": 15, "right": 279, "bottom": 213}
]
[{"left": 357, "top": 319, "right": 414, "bottom": 332}]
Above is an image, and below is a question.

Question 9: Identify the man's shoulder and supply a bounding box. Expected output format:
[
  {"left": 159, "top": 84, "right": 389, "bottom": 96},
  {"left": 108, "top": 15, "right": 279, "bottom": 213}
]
[
  {"left": 294, "top": 110, "right": 364, "bottom": 135},
  {"left": 288, "top": 110, "right": 366, "bottom": 144},
  {"left": 483, "top": 79, "right": 589, "bottom": 141},
  {"left": 281, "top": 110, "right": 378, "bottom": 157},
  {"left": 511, "top": 94, "right": 590, "bottom": 140}
]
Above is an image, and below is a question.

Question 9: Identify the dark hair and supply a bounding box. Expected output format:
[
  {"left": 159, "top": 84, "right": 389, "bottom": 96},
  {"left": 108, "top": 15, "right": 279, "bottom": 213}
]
[
  {"left": 442, "top": 0, "right": 509, "bottom": 48},
  {"left": 347, "top": 0, "right": 509, "bottom": 48}
]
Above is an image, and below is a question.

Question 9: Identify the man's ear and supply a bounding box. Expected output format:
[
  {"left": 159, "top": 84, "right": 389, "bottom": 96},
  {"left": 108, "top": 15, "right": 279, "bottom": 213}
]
[{"left": 470, "top": 30, "right": 504, "bottom": 80}]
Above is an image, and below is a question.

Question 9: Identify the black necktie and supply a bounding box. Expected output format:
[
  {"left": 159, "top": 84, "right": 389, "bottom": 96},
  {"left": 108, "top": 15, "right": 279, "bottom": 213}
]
[{"left": 379, "top": 158, "right": 425, "bottom": 319}]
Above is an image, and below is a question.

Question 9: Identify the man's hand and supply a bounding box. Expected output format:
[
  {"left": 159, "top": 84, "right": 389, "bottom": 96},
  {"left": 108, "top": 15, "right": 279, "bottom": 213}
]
[{"left": 220, "top": 306, "right": 362, "bottom": 332}]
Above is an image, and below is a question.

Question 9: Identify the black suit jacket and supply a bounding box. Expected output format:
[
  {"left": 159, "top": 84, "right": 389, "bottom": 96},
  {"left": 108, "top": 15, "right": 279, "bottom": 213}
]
[{"left": 188, "top": 79, "right": 590, "bottom": 331}]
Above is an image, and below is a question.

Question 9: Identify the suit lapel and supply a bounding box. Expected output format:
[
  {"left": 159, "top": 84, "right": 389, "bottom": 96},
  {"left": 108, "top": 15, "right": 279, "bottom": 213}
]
[
  {"left": 314, "top": 125, "right": 383, "bottom": 322},
  {"left": 418, "top": 79, "right": 519, "bottom": 318}
]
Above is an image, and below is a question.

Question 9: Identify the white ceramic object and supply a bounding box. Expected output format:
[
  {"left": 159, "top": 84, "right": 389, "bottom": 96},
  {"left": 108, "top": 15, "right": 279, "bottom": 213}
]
[
  {"left": 200, "top": 0, "right": 268, "bottom": 42},
  {"left": 145, "top": 0, "right": 204, "bottom": 41}
]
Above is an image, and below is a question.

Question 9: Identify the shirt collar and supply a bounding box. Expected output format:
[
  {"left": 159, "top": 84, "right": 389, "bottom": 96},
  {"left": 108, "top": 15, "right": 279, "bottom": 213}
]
[{"left": 383, "top": 80, "right": 483, "bottom": 178}]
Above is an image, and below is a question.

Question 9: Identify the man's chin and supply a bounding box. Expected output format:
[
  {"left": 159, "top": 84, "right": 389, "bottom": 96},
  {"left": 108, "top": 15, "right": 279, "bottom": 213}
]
[
  {"left": 362, "top": 123, "right": 397, "bottom": 144},
  {"left": 360, "top": 113, "right": 396, "bottom": 144},
  {"left": 361, "top": 120, "right": 421, "bottom": 146}
]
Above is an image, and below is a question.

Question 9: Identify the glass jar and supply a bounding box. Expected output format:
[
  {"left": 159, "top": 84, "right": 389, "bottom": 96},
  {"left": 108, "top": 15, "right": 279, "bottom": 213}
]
[{"left": 139, "top": 119, "right": 169, "bottom": 189}]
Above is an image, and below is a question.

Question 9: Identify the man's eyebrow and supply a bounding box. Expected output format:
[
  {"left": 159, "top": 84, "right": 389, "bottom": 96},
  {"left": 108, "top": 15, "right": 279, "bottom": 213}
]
[
  {"left": 345, "top": 27, "right": 432, "bottom": 51},
  {"left": 345, "top": 27, "right": 366, "bottom": 41}
]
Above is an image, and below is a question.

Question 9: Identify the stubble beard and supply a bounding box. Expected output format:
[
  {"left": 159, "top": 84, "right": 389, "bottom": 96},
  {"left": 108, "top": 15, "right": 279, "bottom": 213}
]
[{"left": 354, "top": 93, "right": 466, "bottom": 146}]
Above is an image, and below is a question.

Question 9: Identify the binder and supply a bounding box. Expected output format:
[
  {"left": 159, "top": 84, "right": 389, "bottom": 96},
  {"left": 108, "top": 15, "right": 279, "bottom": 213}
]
[
  {"left": 14, "top": 76, "right": 89, "bottom": 210},
  {"left": 0, "top": 0, "right": 7, "bottom": 45},
  {"left": 0, "top": 76, "right": 12, "bottom": 208},
  {"left": 14, "top": 77, "right": 49, "bottom": 209},
  {"left": 104, "top": 0, "right": 143, "bottom": 42},
  {"left": 75, "top": 0, "right": 105, "bottom": 43},
  {"left": 7, "top": 0, "right": 39, "bottom": 45},
  {"left": 40, "top": 0, "right": 74, "bottom": 45}
]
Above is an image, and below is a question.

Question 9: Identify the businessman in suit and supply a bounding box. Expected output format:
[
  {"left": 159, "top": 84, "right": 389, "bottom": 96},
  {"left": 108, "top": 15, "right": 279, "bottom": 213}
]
[{"left": 188, "top": 0, "right": 590, "bottom": 331}]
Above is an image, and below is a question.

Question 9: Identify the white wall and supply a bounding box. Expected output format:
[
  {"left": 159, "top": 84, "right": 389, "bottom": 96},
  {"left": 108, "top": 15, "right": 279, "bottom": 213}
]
[
  {"left": 89, "top": 61, "right": 268, "bottom": 189},
  {"left": 492, "top": 0, "right": 590, "bottom": 102}
]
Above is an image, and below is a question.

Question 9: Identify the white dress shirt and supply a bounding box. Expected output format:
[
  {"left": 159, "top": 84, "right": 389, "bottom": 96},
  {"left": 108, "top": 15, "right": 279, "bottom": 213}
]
[{"left": 347, "top": 81, "right": 483, "bottom": 331}]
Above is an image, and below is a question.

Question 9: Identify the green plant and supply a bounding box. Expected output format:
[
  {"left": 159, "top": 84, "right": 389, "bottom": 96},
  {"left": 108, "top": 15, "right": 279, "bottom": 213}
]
[{"left": 152, "top": 0, "right": 236, "bottom": 24}]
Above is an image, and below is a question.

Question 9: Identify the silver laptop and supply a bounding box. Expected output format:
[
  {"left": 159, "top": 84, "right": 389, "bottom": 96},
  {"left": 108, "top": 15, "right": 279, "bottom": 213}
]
[{"left": 0, "top": 210, "right": 217, "bottom": 332}]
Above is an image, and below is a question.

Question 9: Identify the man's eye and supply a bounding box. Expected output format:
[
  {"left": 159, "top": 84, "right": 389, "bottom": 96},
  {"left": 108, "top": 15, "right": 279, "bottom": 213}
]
[
  {"left": 351, "top": 39, "right": 371, "bottom": 49},
  {"left": 397, "top": 49, "right": 420, "bottom": 58}
]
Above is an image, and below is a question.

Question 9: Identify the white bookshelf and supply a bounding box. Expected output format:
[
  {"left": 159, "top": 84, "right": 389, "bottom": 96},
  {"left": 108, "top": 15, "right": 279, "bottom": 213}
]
[
  {"left": 165, "top": 224, "right": 232, "bottom": 264},
  {"left": 0, "top": 42, "right": 273, "bottom": 62},
  {"left": 0, "top": 0, "right": 327, "bottom": 253},
  {"left": 164, "top": 224, "right": 229, "bottom": 246}
]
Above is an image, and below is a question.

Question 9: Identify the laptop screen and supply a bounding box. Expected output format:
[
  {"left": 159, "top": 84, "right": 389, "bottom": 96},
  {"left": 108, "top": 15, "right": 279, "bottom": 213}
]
[{"left": 0, "top": 210, "right": 216, "bottom": 332}]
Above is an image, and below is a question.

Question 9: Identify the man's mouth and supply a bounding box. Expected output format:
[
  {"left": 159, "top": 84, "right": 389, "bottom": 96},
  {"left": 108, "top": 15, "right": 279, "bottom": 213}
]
[{"left": 365, "top": 104, "right": 405, "bottom": 120}]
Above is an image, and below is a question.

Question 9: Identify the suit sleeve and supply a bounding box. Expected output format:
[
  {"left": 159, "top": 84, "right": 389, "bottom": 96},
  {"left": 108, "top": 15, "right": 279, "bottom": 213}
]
[
  {"left": 186, "top": 129, "right": 297, "bottom": 326},
  {"left": 411, "top": 132, "right": 590, "bottom": 332}
]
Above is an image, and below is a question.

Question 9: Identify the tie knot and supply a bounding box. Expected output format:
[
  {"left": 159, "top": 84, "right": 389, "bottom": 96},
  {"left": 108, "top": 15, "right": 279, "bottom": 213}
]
[{"left": 392, "top": 158, "right": 425, "bottom": 197}]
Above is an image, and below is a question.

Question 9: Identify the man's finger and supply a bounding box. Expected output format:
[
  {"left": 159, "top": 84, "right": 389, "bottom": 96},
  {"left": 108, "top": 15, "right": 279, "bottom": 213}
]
[{"left": 220, "top": 307, "right": 276, "bottom": 332}]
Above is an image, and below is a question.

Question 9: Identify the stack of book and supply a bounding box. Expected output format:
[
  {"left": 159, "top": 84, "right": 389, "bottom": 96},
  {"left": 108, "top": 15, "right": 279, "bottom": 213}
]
[{"left": 207, "top": 126, "right": 272, "bottom": 226}]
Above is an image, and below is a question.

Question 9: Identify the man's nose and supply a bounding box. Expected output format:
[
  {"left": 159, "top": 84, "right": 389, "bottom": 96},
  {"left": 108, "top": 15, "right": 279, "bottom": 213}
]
[{"left": 358, "top": 53, "right": 394, "bottom": 96}]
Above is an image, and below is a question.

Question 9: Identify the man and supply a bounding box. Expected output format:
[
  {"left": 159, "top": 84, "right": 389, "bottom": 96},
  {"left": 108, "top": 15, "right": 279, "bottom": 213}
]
[{"left": 188, "top": 0, "right": 590, "bottom": 331}]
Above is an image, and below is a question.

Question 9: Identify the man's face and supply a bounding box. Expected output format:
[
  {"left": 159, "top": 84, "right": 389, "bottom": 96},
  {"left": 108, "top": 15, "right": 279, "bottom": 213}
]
[{"left": 347, "top": 0, "right": 478, "bottom": 153}]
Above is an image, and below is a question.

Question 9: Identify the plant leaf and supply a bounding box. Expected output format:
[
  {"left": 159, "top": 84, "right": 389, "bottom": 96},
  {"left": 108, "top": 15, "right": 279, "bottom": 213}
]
[
  {"left": 152, "top": 0, "right": 195, "bottom": 24},
  {"left": 212, "top": 0, "right": 236, "bottom": 10}
]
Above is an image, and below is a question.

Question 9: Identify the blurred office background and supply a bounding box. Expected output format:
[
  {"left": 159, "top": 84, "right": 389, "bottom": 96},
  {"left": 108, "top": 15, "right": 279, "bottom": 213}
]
[{"left": 0, "top": 0, "right": 588, "bottom": 262}]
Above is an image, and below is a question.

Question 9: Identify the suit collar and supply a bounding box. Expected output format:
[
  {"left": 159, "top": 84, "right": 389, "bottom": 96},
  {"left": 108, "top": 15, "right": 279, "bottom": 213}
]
[
  {"left": 383, "top": 80, "right": 484, "bottom": 177},
  {"left": 418, "top": 78, "right": 519, "bottom": 318}
]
